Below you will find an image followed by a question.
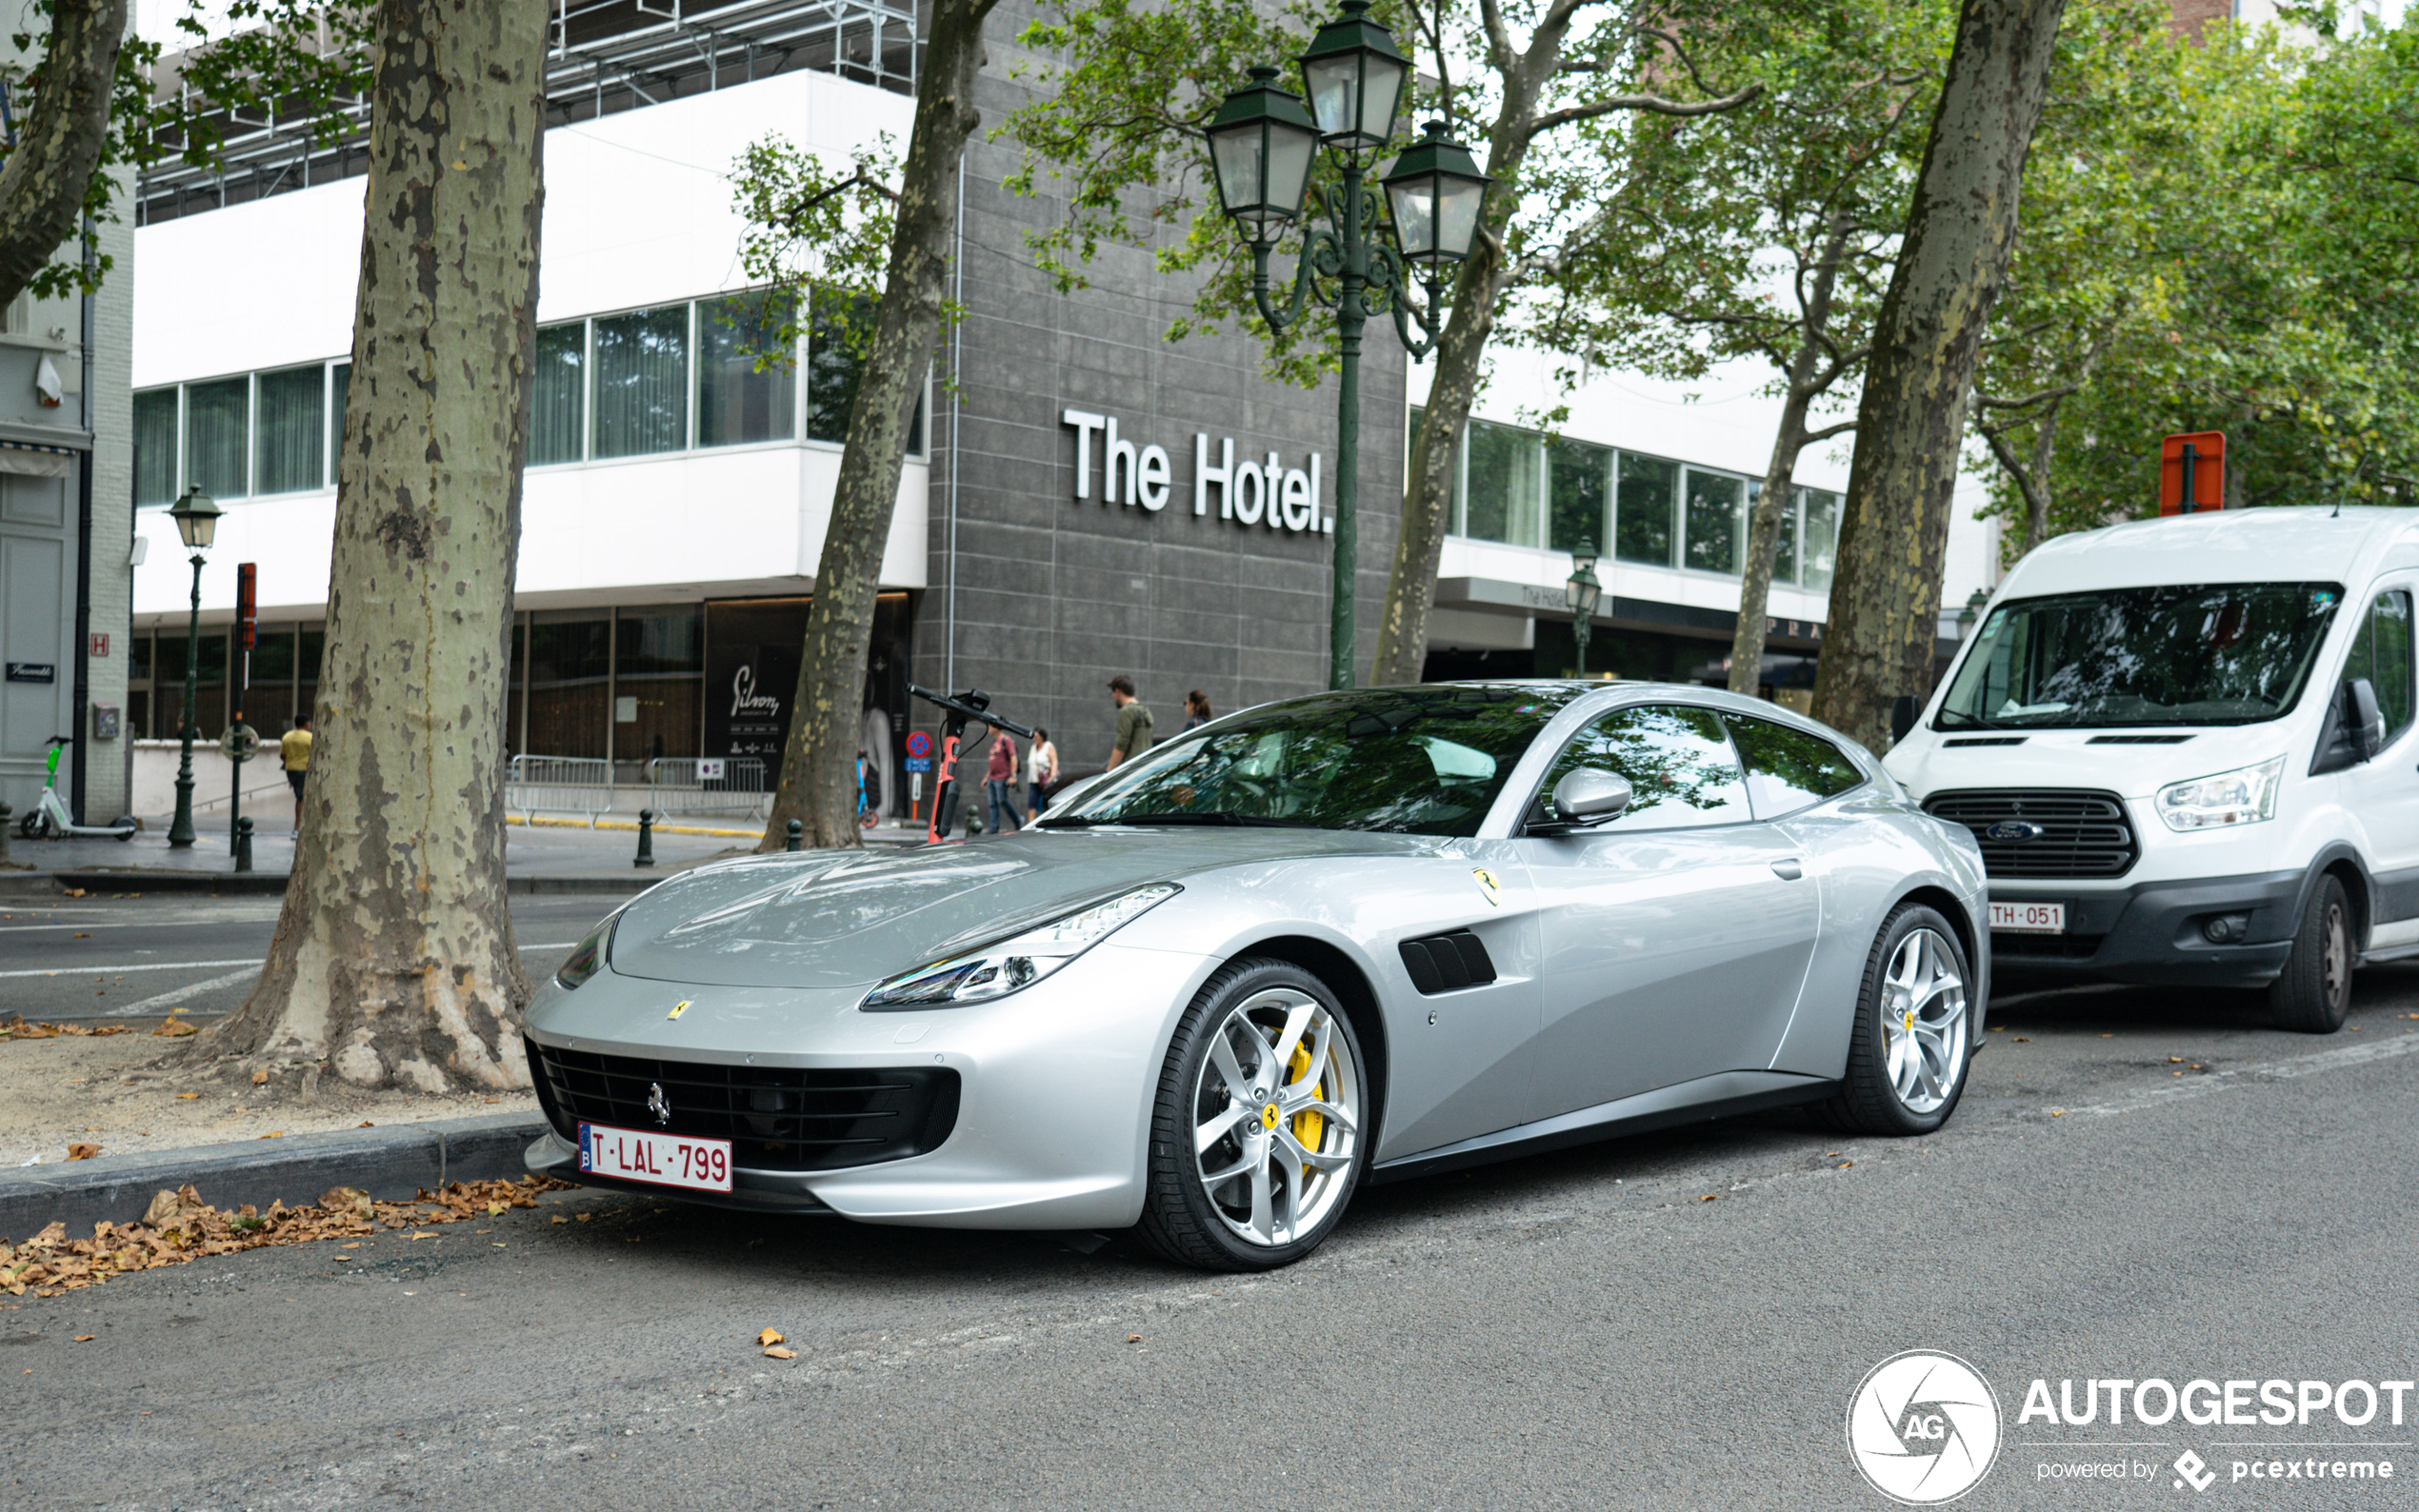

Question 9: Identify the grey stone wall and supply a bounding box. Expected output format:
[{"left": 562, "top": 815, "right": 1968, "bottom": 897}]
[{"left": 913, "top": 1, "right": 1409, "bottom": 791}]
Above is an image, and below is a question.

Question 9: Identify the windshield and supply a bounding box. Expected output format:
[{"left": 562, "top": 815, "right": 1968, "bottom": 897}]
[
  {"left": 1939, "top": 583, "right": 2343, "bottom": 729},
  {"left": 1048, "top": 686, "right": 1581, "bottom": 836}
]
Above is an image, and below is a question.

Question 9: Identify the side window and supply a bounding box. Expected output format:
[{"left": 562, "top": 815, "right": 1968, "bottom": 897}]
[
  {"left": 2346, "top": 589, "right": 2415, "bottom": 747},
  {"left": 1539, "top": 705, "right": 1751, "bottom": 830},
  {"left": 1725, "top": 715, "right": 1865, "bottom": 820}
]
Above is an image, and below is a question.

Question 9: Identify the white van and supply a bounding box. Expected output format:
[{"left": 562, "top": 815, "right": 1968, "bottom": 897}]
[{"left": 1886, "top": 507, "right": 2419, "bottom": 1032}]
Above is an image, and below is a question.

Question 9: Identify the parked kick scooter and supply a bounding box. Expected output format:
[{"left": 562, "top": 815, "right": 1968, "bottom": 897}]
[
  {"left": 907, "top": 685, "right": 1033, "bottom": 846},
  {"left": 17, "top": 737, "right": 137, "bottom": 840}
]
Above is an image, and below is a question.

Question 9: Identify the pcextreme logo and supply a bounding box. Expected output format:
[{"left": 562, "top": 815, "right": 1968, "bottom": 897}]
[{"left": 1847, "top": 1351, "right": 2005, "bottom": 1505}]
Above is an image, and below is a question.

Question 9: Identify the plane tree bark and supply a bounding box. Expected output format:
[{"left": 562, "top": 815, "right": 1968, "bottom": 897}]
[
  {"left": 1809, "top": 0, "right": 2068, "bottom": 751},
  {"left": 0, "top": 0, "right": 126, "bottom": 308},
  {"left": 201, "top": 0, "right": 549, "bottom": 1091}
]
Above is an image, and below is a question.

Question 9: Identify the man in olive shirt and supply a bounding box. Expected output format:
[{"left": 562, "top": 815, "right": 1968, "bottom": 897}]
[{"left": 1108, "top": 676, "right": 1154, "bottom": 768}]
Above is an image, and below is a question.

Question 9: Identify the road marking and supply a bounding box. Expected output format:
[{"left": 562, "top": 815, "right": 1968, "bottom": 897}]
[
  {"left": 97, "top": 967, "right": 259, "bottom": 1016},
  {"left": 2058, "top": 1030, "right": 2419, "bottom": 1120},
  {"left": 0, "top": 944, "right": 576, "bottom": 980}
]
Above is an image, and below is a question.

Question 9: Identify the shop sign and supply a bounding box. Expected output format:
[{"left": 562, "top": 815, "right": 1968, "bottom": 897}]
[{"left": 1061, "top": 409, "right": 1329, "bottom": 535}]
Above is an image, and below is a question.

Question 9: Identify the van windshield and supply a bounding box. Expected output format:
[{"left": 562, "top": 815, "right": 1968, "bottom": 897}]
[{"left": 1938, "top": 583, "right": 2343, "bottom": 729}]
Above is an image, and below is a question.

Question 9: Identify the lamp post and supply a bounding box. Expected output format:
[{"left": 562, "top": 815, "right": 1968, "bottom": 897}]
[
  {"left": 1206, "top": 1, "right": 1491, "bottom": 689},
  {"left": 1566, "top": 537, "right": 1600, "bottom": 677},
  {"left": 165, "top": 485, "right": 222, "bottom": 849}
]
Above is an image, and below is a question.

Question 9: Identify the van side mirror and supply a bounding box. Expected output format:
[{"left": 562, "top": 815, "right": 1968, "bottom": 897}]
[
  {"left": 1550, "top": 768, "right": 1633, "bottom": 826},
  {"left": 1890, "top": 695, "right": 1919, "bottom": 744},
  {"left": 2349, "top": 677, "right": 2387, "bottom": 759}
]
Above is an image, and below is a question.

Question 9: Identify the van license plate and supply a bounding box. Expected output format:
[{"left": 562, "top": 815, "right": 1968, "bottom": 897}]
[
  {"left": 1990, "top": 902, "right": 2066, "bottom": 934},
  {"left": 578, "top": 1122, "right": 732, "bottom": 1191}
]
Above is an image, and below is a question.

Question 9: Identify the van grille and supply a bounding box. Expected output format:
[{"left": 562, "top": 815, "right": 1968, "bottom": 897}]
[
  {"left": 1924, "top": 789, "right": 2138, "bottom": 880},
  {"left": 527, "top": 1039, "right": 958, "bottom": 1172}
]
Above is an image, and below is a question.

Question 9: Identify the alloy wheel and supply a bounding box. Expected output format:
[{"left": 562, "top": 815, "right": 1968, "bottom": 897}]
[
  {"left": 1190, "top": 986, "right": 1361, "bottom": 1248},
  {"left": 2323, "top": 901, "right": 2349, "bottom": 1007},
  {"left": 1878, "top": 926, "right": 1968, "bottom": 1115}
]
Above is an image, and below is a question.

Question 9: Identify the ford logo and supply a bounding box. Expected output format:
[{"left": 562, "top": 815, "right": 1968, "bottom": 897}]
[{"left": 1984, "top": 820, "right": 2046, "bottom": 844}]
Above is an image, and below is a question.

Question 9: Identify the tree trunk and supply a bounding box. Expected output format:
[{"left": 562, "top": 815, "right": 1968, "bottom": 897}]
[
  {"left": 1809, "top": 0, "right": 2068, "bottom": 752},
  {"left": 0, "top": 0, "right": 125, "bottom": 307},
  {"left": 203, "top": 0, "right": 549, "bottom": 1092},
  {"left": 759, "top": 0, "right": 1001, "bottom": 851},
  {"left": 1728, "top": 390, "right": 1815, "bottom": 696}
]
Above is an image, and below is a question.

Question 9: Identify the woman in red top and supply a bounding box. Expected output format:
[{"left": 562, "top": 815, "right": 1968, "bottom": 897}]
[{"left": 984, "top": 729, "right": 1021, "bottom": 834}]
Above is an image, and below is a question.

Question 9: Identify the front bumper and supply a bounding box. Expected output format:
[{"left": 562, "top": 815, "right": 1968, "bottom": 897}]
[
  {"left": 1988, "top": 868, "right": 2304, "bottom": 987},
  {"left": 525, "top": 1129, "right": 838, "bottom": 1215}
]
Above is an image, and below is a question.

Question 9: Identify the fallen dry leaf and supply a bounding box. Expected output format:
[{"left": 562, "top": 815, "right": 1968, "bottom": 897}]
[
  {"left": 1126, "top": 1334, "right": 1142, "bottom": 1343},
  {"left": 250, "top": 1070, "right": 268, "bottom": 1084},
  {"left": 2169, "top": 1057, "right": 2184, "bottom": 1063},
  {"left": 72, "top": 1335, "right": 93, "bottom": 1342},
  {"left": 356, "top": 1121, "right": 373, "bottom": 1128},
  {"left": 1697, "top": 1194, "right": 1720, "bottom": 1202},
  {"left": 2050, "top": 1109, "right": 2067, "bottom": 1117},
  {"left": 65, "top": 1144, "right": 99, "bottom": 1162},
  {"left": 2012, "top": 1037, "right": 2030, "bottom": 1043},
  {"left": 763, "top": 1346, "right": 796, "bottom": 1360},
  {"left": 1837, "top": 1162, "right": 1853, "bottom": 1168},
  {"left": 175, "top": 1092, "right": 199, "bottom": 1100},
  {"left": 757, "top": 1328, "right": 784, "bottom": 1347},
  {"left": 152, "top": 1018, "right": 198, "bottom": 1038},
  {"left": 550, "top": 1215, "right": 567, "bottom": 1224},
  {"left": 258, "top": 1131, "right": 285, "bottom": 1139}
]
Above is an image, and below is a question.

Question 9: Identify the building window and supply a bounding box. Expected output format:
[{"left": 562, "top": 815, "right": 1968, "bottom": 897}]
[
  {"left": 591, "top": 304, "right": 689, "bottom": 458},
  {"left": 1684, "top": 469, "right": 1744, "bottom": 575},
  {"left": 253, "top": 365, "right": 326, "bottom": 495},
  {"left": 133, "top": 388, "right": 178, "bottom": 506},
  {"left": 614, "top": 605, "right": 704, "bottom": 765},
  {"left": 185, "top": 376, "right": 249, "bottom": 498},
  {"left": 1615, "top": 454, "right": 1677, "bottom": 567},
  {"left": 527, "top": 613, "right": 611, "bottom": 758},
  {"left": 330, "top": 362, "right": 350, "bottom": 482},
  {"left": 530, "top": 320, "right": 586, "bottom": 465},
  {"left": 1463, "top": 419, "right": 1541, "bottom": 547},
  {"left": 805, "top": 292, "right": 867, "bottom": 445},
  {"left": 698, "top": 292, "right": 796, "bottom": 448},
  {"left": 1548, "top": 437, "right": 1611, "bottom": 553},
  {"left": 1800, "top": 487, "right": 1841, "bottom": 593}
]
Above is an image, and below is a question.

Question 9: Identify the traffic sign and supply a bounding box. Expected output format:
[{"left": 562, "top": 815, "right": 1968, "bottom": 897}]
[
  {"left": 905, "top": 730, "right": 932, "bottom": 759},
  {"left": 2160, "top": 431, "right": 2226, "bottom": 515},
  {"left": 904, "top": 757, "right": 931, "bottom": 773}
]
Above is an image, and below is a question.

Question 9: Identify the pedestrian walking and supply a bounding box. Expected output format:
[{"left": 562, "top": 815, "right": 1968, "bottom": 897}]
[
  {"left": 1108, "top": 675, "right": 1154, "bottom": 768},
  {"left": 280, "top": 715, "right": 313, "bottom": 839},
  {"left": 1183, "top": 690, "right": 1214, "bottom": 731},
  {"left": 1026, "top": 726, "right": 1058, "bottom": 823},
  {"left": 985, "top": 727, "right": 1022, "bottom": 834}
]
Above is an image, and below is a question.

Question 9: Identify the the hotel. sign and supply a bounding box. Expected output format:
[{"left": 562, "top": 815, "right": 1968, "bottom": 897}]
[{"left": 1062, "top": 409, "right": 1330, "bottom": 535}]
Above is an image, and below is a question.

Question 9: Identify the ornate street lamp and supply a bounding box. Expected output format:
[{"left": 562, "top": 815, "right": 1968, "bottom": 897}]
[
  {"left": 1207, "top": 1, "right": 1492, "bottom": 689},
  {"left": 1566, "top": 536, "right": 1601, "bottom": 677},
  {"left": 165, "top": 484, "right": 222, "bottom": 849}
]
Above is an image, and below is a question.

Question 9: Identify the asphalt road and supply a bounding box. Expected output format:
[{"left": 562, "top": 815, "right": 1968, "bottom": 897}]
[
  {"left": 0, "top": 894, "right": 627, "bottom": 1024},
  {"left": 5, "top": 935, "right": 2419, "bottom": 1510}
]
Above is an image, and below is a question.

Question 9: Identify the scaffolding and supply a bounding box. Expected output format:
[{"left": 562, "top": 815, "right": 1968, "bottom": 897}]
[{"left": 136, "top": 0, "right": 921, "bottom": 227}]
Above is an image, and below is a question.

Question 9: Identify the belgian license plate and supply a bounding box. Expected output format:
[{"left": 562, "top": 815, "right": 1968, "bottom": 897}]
[
  {"left": 578, "top": 1122, "right": 732, "bottom": 1192},
  {"left": 1990, "top": 901, "right": 2067, "bottom": 934}
]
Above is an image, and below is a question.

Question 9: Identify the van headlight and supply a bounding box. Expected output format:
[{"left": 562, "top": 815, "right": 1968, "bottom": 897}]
[
  {"left": 2155, "top": 756, "right": 2285, "bottom": 831},
  {"left": 861, "top": 884, "right": 1180, "bottom": 1009}
]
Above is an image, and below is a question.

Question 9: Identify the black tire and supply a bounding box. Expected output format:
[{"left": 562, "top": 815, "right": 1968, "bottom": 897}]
[
  {"left": 19, "top": 809, "right": 50, "bottom": 840},
  {"left": 2269, "top": 874, "right": 2352, "bottom": 1034},
  {"left": 1821, "top": 902, "right": 1976, "bottom": 1137},
  {"left": 1135, "top": 957, "right": 1369, "bottom": 1272}
]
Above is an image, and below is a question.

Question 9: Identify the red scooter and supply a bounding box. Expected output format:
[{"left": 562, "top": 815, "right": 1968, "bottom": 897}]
[{"left": 908, "top": 685, "right": 1034, "bottom": 846}]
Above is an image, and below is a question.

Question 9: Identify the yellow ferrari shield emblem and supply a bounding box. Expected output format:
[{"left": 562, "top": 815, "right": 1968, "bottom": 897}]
[
  {"left": 667, "top": 1000, "right": 691, "bottom": 1021},
  {"left": 1261, "top": 1103, "right": 1281, "bottom": 1130},
  {"left": 1471, "top": 867, "right": 1502, "bottom": 906}
]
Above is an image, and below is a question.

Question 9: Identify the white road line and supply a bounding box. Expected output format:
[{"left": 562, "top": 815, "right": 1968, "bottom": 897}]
[
  {"left": 100, "top": 967, "right": 257, "bottom": 1016},
  {"left": 2059, "top": 1029, "right": 2419, "bottom": 1120},
  {"left": 0, "top": 943, "right": 576, "bottom": 980}
]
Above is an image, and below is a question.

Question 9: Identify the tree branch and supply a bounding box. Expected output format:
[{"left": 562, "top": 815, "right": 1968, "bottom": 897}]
[
  {"left": 1525, "top": 82, "right": 1761, "bottom": 142},
  {"left": 0, "top": 0, "right": 128, "bottom": 308}
]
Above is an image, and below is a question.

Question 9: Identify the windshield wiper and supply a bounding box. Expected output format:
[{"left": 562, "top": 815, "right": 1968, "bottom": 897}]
[
  {"left": 1933, "top": 709, "right": 2002, "bottom": 730},
  {"left": 1079, "top": 810, "right": 1314, "bottom": 828}
]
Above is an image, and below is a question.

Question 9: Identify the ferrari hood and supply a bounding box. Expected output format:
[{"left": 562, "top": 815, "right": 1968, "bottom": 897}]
[{"left": 605, "top": 827, "right": 1438, "bottom": 989}]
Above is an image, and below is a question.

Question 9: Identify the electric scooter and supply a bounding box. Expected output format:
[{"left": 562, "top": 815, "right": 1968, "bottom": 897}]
[
  {"left": 17, "top": 737, "right": 137, "bottom": 839},
  {"left": 907, "top": 685, "right": 1033, "bottom": 846}
]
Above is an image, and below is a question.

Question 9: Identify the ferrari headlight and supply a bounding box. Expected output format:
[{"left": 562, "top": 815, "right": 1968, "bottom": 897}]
[
  {"left": 2155, "top": 756, "right": 2285, "bottom": 831},
  {"left": 553, "top": 914, "right": 616, "bottom": 990},
  {"left": 862, "top": 884, "right": 1180, "bottom": 1010}
]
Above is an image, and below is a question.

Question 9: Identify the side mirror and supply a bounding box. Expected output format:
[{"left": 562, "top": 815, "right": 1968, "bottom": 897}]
[
  {"left": 2349, "top": 677, "right": 2387, "bottom": 759},
  {"left": 1890, "top": 695, "right": 1920, "bottom": 744},
  {"left": 1550, "top": 767, "right": 1632, "bottom": 826}
]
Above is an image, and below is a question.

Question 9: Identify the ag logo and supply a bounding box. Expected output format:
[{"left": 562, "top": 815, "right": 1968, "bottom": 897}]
[{"left": 1846, "top": 1350, "right": 2002, "bottom": 1504}]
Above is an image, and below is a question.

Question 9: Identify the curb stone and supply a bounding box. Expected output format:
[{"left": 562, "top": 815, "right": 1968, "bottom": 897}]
[{"left": 0, "top": 1111, "right": 550, "bottom": 1243}]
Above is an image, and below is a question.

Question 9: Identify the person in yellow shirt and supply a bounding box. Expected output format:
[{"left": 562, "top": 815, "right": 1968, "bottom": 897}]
[{"left": 280, "top": 716, "right": 312, "bottom": 838}]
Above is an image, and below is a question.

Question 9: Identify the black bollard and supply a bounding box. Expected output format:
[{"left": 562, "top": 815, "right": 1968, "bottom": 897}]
[
  {"left": 233, "top": 816, "right": 254, "bottom": 874},
  {"left": 785, "top": 818, "right": 803, "bottom": 852},
  {"left": 634, "top": 808, "right": 656, "bottom": 867}
]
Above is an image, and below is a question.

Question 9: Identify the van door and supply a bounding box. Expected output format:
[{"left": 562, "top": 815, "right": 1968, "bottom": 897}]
[{"left": 2339, "top": 584, "right": 2419, "bottom": 948}]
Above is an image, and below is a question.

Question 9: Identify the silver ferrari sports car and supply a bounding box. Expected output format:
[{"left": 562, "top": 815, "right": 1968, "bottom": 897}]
[{"left": 523, "top": 681, "right": 1989, "bottom": 1271}]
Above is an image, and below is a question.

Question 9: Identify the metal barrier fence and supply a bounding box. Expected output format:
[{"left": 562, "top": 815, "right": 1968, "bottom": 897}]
[{"left": 503, "top": 754, "right": 770, "bottom": 826}]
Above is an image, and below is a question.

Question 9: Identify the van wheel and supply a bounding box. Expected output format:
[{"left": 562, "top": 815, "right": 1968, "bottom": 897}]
[{"left": 2269, "top": 874, "right": 2352, "bottom": 1033}]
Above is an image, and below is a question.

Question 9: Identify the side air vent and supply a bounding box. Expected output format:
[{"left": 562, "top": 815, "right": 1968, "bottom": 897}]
[
  {"left": 1399, "top": 930, "right": 1498, "bottom": 994},
  {"left": 1943, "top": 737, "right": 2027, "bottom": 747},
  {"left": 2087, "top": 734, "right": 2194, "bottom": 745}
]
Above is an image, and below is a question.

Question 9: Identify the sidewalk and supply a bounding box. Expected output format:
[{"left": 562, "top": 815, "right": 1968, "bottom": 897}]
[{"left": 1, "top": 808, "right": 929, "bottom": 892}]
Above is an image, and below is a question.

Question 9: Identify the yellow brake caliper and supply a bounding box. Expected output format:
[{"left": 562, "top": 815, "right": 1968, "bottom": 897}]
[{"left": 1288, "top": 1040, "right": 1326, "bottom": 1153}]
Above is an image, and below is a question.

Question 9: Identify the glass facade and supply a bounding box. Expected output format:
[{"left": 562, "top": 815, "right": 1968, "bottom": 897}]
[
  {"left": 530, "top": 321, "right": 585, "bottom": 465},
  {"left": 133, "top": 388, "right": 177, "bottom": 506},
  {"left": 185, "top": 376, "right": 249, "bottom": 498},
  {"left": 591, "top": 304, "right": 690, "bottom": 459},
  {"left": 699, "top": 292, "right": 796, "bottom": 448},
  {"left": 253, "top": 364, "right": 326, "bottom": 495}
]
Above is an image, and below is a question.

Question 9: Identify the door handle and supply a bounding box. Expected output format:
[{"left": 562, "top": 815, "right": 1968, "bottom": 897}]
[{"left": 1771, "top": 859, "right": 1804, "bottom": 881}]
